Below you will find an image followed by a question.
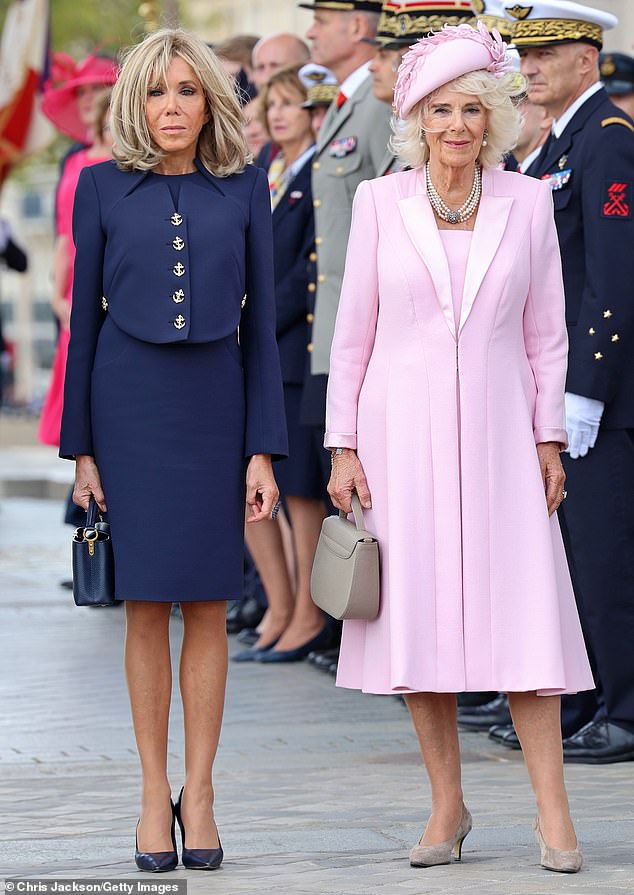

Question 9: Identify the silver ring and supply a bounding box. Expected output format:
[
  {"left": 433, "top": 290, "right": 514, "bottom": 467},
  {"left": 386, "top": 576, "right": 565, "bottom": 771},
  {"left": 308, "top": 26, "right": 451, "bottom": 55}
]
[{"left": 271, "top": 500, "right": 281, "bottom": 519}]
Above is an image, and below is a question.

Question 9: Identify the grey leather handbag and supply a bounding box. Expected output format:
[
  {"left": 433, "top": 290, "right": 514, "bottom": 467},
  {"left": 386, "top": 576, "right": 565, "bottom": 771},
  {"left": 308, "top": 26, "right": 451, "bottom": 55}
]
[{"left": 310, "top": 493, "right": 380, "bottom": 621}]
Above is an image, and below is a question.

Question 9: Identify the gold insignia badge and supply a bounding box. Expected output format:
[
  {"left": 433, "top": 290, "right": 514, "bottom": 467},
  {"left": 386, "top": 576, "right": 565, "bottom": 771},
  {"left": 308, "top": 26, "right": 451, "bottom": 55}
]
[
  {"left": 506, "top": 4, "right": 532, "bottom": 19},
  {"left": 558, "top": 155, "right": 568, "bottom": 170},
  {"left": 600, "top": 56, "right": 616, "bottom": 78}
]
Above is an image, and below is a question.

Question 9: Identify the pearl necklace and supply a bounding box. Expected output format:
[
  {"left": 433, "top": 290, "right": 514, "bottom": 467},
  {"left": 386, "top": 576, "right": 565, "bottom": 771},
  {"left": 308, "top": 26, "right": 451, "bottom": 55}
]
[{"left": 426, "top": 161, "right": 482, "bottom": 225}]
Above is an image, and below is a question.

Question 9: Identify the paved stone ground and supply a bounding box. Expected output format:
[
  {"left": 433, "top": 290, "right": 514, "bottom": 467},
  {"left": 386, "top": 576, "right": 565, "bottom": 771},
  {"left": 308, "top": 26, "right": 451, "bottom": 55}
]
[{"left": 1, "top": 495, "right": 633, "bottom": 894}]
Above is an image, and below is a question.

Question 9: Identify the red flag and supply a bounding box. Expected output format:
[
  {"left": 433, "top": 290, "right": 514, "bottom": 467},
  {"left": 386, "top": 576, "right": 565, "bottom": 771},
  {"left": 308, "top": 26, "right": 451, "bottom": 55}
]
[{"left": 0, "top": 0, "right": 54, "bottom": 187}]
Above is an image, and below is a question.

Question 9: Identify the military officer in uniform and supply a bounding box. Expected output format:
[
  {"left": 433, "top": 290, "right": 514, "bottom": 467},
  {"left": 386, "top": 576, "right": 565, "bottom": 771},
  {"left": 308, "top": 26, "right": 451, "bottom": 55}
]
[
  {"left": 297, "top": 0, "right": 390, "bottom": 484},
  {"left": 493, "top": 1, "right": 634, "bottom": 764},
  {"left": 600, "top": 51, "right": 634, "bottom": 121},
  {"left": 369, "top": 2, "right": 477, "bottom": 175}
]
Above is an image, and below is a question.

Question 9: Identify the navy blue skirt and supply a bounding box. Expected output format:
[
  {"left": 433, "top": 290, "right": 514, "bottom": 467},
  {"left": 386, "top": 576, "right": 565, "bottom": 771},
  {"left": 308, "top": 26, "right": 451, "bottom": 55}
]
[
  {"left": 91, "top": 316, "right": 246, "bottom": 602},
  {"left": 274, "top": 383, "right": 323, "bottom": 500}
]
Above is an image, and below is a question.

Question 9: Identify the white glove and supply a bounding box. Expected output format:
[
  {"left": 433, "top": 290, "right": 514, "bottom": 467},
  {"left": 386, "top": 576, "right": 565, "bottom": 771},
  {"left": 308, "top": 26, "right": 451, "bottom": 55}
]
[{"left": 565, "top": 392, "right": 604, "bottom": 459}]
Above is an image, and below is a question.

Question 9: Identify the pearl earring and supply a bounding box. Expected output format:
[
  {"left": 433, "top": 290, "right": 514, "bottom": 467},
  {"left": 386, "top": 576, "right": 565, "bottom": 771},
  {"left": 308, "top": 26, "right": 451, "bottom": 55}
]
[{"left": 482, "top": 129, "right": 489, "bottom": 147}]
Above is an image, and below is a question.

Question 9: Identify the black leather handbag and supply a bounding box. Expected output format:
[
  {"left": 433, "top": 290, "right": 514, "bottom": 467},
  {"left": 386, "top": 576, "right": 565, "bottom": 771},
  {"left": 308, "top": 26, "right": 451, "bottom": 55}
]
[{"left": 72, "top": 497, "right": 116, "bottom": 606}]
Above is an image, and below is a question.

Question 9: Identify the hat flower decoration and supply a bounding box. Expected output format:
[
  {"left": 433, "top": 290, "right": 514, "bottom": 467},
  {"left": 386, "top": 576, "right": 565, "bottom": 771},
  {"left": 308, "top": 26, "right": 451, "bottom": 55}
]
[{"left": 393, "top": 21, "right": 513, "bottom": 119}]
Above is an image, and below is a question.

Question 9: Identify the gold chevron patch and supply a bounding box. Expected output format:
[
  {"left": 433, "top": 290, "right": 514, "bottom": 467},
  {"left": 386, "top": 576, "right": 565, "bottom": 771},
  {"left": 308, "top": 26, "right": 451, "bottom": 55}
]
[{"left": 601, "top": 117, "right": 634, "bottom": 132}]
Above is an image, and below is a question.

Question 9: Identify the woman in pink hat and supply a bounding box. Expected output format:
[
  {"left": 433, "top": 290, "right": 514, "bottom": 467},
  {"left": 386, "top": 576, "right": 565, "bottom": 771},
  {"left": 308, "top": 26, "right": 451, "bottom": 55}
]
[
  {"left": 38, "top": 54, "right": 117, "bottom": 448},
  {"left": 326, "top": 22, "right": 593, "bottom": 873},
  {"left": 38, "top": 89, "right": 114, "bottom": 446}
]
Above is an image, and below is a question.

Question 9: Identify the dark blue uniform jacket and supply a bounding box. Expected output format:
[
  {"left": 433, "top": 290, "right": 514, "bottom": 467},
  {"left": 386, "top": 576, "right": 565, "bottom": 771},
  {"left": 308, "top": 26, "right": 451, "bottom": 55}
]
[
  {"left": 527, "top": 88, "right": 634, "bottom": 428},
  {"left": 271, "top": 157, "right": 314, "bottom": 385},
  {"left": 60, "top": 158, "right": 287, "bottom": 460}
]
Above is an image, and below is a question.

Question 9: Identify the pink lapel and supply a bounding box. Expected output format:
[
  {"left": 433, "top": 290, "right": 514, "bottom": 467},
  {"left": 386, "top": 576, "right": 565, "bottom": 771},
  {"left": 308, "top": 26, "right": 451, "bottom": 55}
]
[
  {"left": 397, "top": 167, "right": 514, "bottom": 339},
  {"left": 398, "top": 168, "right": 455, "bottom": 337},
  {"left": 458, "top": 168, "right": 513, "bottom": 335}
]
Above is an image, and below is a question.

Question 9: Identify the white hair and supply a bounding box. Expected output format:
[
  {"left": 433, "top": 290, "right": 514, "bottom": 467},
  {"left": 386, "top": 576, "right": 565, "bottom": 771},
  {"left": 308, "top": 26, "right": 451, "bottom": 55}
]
[{"left": 390, "top": 69, "right": 526, "bottom": 170}]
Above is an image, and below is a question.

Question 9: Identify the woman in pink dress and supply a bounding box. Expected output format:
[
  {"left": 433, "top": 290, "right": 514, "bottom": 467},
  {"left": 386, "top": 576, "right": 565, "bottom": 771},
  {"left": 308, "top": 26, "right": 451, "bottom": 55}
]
[
  {"left": 39, "top": 91, "right": 113, "bottom": 446},
  {"left": 325, "top": 25, "right": 593, "bottom": 874}
]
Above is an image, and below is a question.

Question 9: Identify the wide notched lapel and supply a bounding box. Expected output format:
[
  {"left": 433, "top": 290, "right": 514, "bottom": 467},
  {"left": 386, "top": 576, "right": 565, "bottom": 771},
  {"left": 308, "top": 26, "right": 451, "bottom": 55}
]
[
  {"left": 397, "top": 168, "right": 455, "bottom": 338},
  {"left": 458, "top": 169, "right": 513, "bottom": 335}
]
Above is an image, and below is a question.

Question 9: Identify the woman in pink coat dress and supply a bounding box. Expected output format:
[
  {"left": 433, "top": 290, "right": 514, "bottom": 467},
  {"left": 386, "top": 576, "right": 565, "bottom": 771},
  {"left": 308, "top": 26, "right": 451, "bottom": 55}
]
[{"left": 326, "top": 23, "right": 594, "bottom": 875}]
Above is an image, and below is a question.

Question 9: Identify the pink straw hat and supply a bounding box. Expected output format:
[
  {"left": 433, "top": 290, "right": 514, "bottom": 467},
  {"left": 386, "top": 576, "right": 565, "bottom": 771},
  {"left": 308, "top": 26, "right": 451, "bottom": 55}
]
[
  {"left": 393, "top": 21, "right": 513, "bottom": 119},
  {"left": 42, "top": 53, "right": 118, "bottom": 143}
]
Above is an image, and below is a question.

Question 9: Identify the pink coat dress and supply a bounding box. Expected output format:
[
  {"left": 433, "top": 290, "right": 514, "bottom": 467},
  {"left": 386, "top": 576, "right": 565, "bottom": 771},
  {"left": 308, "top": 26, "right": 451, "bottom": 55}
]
[{"left": 325, "top": 166, "right": 594, "bottom": 697}]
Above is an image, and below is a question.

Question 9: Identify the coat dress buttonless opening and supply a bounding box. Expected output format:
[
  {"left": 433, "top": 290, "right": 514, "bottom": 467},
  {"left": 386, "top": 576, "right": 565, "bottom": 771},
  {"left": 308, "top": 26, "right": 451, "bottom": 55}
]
[{"left": 325, "top": 166, "right": 594, "bottom": 697}]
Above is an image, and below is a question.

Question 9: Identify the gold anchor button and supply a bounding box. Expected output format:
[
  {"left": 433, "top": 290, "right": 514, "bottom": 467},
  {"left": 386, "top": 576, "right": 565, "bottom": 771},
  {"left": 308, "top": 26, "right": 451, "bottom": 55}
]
[
  {"left": 171, "top": 213, "right": 183, "bottom": 226},
  {"left": 172, "top": 289, "right": 185, "bottom": 303},
  {"left": 174, "top": 315, "right": 186, "bottom": 330},
  {"left": 172, "top": 236, "right": 185, "bottom": 251},
  {"left": 173, "top": 262, "right": 185, "bottom": 277}
]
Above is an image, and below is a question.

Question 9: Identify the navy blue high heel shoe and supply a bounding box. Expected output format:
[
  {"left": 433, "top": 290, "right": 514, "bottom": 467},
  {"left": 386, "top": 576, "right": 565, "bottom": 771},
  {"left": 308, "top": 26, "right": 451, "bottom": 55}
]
[
  {"left": 257, "top": 624, "right": 331, "bottom": 663},
  {"left": 174, "top": 786, "right": 223, "bottom": 871},
  {"left": 134, "top": 801, "right": 178, "bottom": 872}
]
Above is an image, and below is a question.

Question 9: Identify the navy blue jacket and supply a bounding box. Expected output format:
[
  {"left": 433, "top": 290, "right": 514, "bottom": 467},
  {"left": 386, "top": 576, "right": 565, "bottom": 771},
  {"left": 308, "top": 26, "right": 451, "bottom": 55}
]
[
  {"left": 60, "top": 158, "right": 287, "bottom": 460},
  {"left": 526, "top": 88, "right": 634, "bottom": 428},
  {"left": 272, "top": 156, "right": 315, "bottom": 385}
]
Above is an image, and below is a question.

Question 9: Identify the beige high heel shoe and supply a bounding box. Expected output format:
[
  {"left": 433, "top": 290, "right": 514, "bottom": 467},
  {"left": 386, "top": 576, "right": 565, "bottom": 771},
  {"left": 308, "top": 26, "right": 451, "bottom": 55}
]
[
  {"left": 409, "top": 805, "right": 472, "bottom": 867},
  {"left": 534, "top": 817, "right": 583, "bottom": 873}
]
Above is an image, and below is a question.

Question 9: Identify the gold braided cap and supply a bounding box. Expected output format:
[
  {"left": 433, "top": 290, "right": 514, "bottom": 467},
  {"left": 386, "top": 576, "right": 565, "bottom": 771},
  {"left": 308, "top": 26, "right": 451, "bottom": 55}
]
[
  {"left": 477, "top": 13, "right": 514, "bottom": 37},
  {"left": 376, "top": 4, "right": 476, "bottom": 42},
  {"left": 306, "top": 84, "right": 339, "bottom": 104},
  {"left": 511, "top": 17, "right": 603, "bottom": 48}
]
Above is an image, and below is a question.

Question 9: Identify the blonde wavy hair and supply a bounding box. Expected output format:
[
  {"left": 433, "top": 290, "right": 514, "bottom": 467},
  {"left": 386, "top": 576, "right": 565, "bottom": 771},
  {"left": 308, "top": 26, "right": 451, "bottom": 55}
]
[
  {"left": 111, "top": 28, "right": 250, "bottom": 176},
  {"left": 390, "top": 70, "right": 526, "bottom": 170}
]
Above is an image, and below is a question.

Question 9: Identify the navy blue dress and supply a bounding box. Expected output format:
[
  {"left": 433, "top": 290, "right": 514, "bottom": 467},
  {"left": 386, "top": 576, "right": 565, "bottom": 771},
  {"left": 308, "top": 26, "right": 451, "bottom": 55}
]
[{"left": 60, "top": 160, "right": 287, "bottom": 602}]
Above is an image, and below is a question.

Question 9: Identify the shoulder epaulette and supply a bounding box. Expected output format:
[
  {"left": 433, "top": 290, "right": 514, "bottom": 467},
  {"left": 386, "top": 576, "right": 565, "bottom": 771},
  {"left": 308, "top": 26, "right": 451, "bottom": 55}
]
[{"left": 601, "top": 117, "right": 634, "bottom": 132}]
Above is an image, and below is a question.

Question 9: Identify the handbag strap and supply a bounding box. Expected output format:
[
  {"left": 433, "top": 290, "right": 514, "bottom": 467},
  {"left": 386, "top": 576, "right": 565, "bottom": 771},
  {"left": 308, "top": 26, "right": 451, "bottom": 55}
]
[{"left": 339, "top": 492, "right": 365, "bottom": 530}]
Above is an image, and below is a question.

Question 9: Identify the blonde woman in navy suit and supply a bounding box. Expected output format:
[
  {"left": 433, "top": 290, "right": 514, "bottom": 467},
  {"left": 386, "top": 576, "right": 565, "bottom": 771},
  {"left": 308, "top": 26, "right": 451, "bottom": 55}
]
[{"left": 60, "top": 30, "right": 287, "bottom": 871}]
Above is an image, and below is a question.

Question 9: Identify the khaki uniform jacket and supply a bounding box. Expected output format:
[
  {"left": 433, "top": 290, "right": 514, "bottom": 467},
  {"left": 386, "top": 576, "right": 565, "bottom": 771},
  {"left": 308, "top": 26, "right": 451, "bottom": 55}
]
[{"left": 310, "top": 75, "right": 392, "bottom": 374}]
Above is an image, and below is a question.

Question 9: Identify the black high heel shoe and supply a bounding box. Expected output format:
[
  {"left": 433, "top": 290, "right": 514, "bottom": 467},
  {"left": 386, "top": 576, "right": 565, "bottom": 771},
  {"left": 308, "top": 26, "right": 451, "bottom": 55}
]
[
  {"left": 174, "top": 786, "right": 223, "bottom": 871},
  {"left": 134, "top": 800, "right": 179, "bottom": 872}
]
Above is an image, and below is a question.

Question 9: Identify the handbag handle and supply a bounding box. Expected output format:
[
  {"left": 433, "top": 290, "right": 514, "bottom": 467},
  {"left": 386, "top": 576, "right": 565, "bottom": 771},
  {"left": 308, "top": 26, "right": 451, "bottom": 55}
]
[
  {"left": 339, "top": 492, "right": 366, "bottom": 530},
  {"left": 86, "top": 496, "right": 100, "bottom": 528}
]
